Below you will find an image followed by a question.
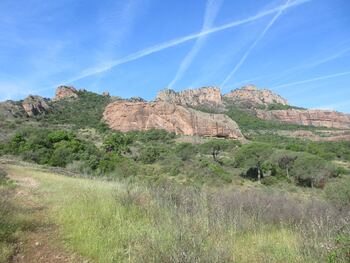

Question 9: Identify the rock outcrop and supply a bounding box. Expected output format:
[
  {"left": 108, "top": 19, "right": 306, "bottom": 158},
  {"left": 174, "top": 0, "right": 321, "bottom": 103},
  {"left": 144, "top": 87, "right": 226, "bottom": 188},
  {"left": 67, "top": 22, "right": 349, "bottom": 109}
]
[
  {"left": 103, "top": 101, "right": 244, "bottom": 139},
  {"left": 53, "top": 86, "right": 79, "bottom": 101},
  {"left": 224, "top": 85, "right": 288, "bottom": 107},
  {"left": 255, "top": 109, "right": 350, "bottom": 129},
  {"left": 22, "top": 95, "right": 50, "bottom": 117},
  {"left": 0, "top": 100, "right": 26, "bottom": 118},
  {"left": 156, "top": 87, "right": 223, "bottom": 108}
]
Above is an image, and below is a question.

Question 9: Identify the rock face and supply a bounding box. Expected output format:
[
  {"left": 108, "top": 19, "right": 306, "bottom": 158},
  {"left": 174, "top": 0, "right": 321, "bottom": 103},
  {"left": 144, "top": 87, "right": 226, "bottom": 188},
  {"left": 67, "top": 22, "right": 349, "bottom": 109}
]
[
  {"left": 53, "top": 86, "right": 79, "bottom": 101},
  {"left": 224, "top": 85, "right": 288, "bottom": 107},
  {"left": 156, "top": 87, "right": 223, "bottom": 108},
  {"left": 103, "top": 101, "right": 244, "bottom": 139},
  {"left": 22, "top": 95, "right": 50, "bottom": 117},
  {"left": 256, "top": 109, "right": 350, "bottom": 129}
]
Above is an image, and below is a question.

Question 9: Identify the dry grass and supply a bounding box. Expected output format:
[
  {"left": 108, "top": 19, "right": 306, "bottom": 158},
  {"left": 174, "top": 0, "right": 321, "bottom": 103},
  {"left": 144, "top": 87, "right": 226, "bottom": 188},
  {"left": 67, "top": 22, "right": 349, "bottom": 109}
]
[{"left": 4, "top": 165, "right": 350, "bottom": 263}]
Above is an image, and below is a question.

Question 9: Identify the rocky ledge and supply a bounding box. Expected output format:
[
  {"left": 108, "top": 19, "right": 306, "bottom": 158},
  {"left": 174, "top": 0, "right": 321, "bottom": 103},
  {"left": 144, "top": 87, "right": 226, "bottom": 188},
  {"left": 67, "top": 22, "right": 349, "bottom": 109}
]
[
  {"left": 256, "top": 109, "right": 350, "bottom": 129},
  {"left": 103, "top": 101, "right": 244, "bottom": 139}
]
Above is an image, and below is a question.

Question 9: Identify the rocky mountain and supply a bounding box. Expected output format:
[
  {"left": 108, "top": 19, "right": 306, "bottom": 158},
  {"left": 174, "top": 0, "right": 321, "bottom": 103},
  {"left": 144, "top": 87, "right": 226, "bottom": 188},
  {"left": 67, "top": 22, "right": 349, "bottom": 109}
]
[
  {"left": 156, "top": 87, "right": 223, "bottom": 108},
  {"left": 224, "top": 85, "right": 289, "bottom": 107},
  {"left": 255, "top": 109, "right": 350, "bottom": 129},
  {"left": 1, "top": 84, "right": 350, "bottom": 141},
  {"left": 103, "top": 101, "right": 244, "bottom": 140}
]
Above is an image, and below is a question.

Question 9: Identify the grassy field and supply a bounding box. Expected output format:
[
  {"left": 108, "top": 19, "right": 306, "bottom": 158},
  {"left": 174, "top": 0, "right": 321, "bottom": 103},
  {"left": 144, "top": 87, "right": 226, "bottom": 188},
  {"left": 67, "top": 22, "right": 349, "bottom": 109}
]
[{"left": 1, "top": 164, "right": 349, "bottom": 263}]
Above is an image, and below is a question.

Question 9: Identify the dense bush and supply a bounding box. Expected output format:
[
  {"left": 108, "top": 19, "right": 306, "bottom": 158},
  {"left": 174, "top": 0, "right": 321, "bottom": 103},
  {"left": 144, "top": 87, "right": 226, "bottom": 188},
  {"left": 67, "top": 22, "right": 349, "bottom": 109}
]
[
  {"left": 290, "top": 153, "right": 337, "bottom": 188},
  {"left": 175, "top": 143, "right": 198, "bottom": 161},
  {"left": 256, "top": 134, "right": 350, "bottom": 161}
]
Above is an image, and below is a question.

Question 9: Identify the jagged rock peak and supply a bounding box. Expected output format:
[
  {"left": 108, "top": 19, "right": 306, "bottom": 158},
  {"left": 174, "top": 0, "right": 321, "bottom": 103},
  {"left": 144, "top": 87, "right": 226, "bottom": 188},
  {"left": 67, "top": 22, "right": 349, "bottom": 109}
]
[
  {"left": 103, "top": 101, "right": 244, "bottom": 139},
  {"left": 224, "top": 85, "right": 289, "bottom": 106},
  {"left": 156, "top": 86, "right": 223, "bottom": 107},
  {"left": 53, "top": 86, "right": 79, "bottom": 101},
  {"left": 22, "top": 95, "right": 50, "bottom": 117}
]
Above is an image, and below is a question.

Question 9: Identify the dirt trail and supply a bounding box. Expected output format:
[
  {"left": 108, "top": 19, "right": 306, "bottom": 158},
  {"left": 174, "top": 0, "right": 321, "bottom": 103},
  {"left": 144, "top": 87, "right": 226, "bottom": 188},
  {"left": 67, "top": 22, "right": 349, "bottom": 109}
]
[{"left": 7, "top": 170, "right": 89, "bottom": 263}]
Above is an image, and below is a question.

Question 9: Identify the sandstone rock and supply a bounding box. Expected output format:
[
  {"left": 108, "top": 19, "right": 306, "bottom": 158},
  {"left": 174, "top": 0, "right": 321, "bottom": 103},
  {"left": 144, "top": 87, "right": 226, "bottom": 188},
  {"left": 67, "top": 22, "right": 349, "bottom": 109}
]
[
  {"left": 53, "top": 86, "right": 79, "bottom": 101},
  {"left": 103, "top": 101, "right": 244, "bottom": 139},
  {"left": 22, "top": 95, "right": 50, "bottom": 117},
  {"left": 256, "top": 109, "right": 350, "bottom": 129},
  {"left": 224, "top": 85, "right": 288, "bottom": 107},
  {"left": 156, "top": 87, "right": 223, "bottom": 108}
]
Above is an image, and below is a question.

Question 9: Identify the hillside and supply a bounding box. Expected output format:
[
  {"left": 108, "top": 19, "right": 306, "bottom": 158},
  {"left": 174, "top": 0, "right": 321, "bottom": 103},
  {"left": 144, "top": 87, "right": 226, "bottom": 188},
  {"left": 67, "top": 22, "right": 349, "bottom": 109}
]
[{"left": 0, "top": 85, "right": 349, "bottom": 262}]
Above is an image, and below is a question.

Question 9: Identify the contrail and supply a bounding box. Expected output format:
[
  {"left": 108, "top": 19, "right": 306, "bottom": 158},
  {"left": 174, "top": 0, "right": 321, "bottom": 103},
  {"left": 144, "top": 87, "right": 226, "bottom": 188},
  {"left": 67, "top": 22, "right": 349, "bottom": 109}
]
[
  {"left": 167, "top": 0, "right": 223, "bottom": 88},
  {"left": 65, "top": 0, "right": 310, "bottom": 84},
  {"left": 272, "top": 70, "right": 350, "bottom": 89},
  {"left": 221, "top": 0, "right": 291, "bottom": 88}
]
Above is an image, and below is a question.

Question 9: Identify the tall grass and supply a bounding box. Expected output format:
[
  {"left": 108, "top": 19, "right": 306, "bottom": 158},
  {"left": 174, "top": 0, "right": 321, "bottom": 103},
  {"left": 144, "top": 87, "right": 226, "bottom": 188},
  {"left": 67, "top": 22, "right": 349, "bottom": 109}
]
[{"left": 8, "top": 166, "right": 350, "bottom": 263}]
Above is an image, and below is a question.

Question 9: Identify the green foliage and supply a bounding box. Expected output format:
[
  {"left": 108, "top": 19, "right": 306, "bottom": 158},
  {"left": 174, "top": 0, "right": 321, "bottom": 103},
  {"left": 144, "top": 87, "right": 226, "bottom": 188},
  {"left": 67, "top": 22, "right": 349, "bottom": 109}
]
[
  {"left": 139, "top": 146, "right": 162, "bottom": 164},
  {"left": 327, "top": 235, "right": 350, "bottom": 263},
  {"left": 234, "top": 142, "right": 274, "bottom": 168},
  {"left": 134, "top": 128, "right": 176, "bottom": 143},
  {"left": 35, "top": 91, "right": 110, "bottom": 129},
  {"left": 103, "top": 132, "right": 133, "bottom": 155},
  {"left": 291, "top": 153, "right": 336, "bottom": 188},
  {"left": 325, "top": 177, "right": 350, "bottom": 208},
  {"left": 175, "top": 143, "right": 198, "bottom": 161},
  {"left": 226, "top": 106, "right": 325, "bottom": 132},
  {"left": 256, "top": 134, "right": 350, "bottom": 161},
  {"left": 267, "top": 103, "right": 306, "bottom": 111}
]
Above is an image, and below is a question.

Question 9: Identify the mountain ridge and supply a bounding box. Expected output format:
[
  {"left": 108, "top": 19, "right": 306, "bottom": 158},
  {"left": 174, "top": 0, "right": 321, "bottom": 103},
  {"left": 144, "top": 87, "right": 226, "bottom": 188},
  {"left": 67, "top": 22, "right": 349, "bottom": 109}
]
[{"left": 1, "top": 85, "right": 350, "bottom": 141}]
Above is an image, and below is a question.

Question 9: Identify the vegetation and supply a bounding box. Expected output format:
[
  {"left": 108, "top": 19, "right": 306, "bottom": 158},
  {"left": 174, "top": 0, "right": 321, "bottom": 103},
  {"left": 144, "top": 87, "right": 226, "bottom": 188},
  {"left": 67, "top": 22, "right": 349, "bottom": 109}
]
[
  {"left": 4, "top": 165, "right": 348, "bottom": 263},
  {"left": 35, "top": 91, "right": 111, "bottom": 130},
  {"left": 0, "top": 90, "right": 349, "bottom": 261},
  {"left": 0, "top": 168, "right": 20, "bottom": 262},
  {"left": 225, "top": 105, "right": 329, "bottom": 133}
]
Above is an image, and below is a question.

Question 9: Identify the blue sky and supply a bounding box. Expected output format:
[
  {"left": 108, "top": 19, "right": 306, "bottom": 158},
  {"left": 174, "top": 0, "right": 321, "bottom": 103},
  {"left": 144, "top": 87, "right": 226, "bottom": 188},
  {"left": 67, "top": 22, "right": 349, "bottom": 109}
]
[{"left": 0, "top": 0, "right": 349, "bottom": 112}]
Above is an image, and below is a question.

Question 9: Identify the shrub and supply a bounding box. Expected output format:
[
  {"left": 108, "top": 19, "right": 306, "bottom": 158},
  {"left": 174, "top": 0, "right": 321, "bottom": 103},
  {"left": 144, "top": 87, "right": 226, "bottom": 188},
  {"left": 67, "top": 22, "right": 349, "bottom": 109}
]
[
  {"left": 175, "top": 143, "right": 198, "bottom": 161},
  {"left": 291, "top": 153, "right": 336, "bottom": 188},
  {"left": 325, "top": 178, "right": 350, "bottom": 208},
  {"left": 139, "top": 146, "right": 161, "bottom": 164},
  {"left": 103, "top": 132, "right": 133, "bottom": 155},
  {"left": 136, "top": 129, "right": 175, "bottom": 143}
]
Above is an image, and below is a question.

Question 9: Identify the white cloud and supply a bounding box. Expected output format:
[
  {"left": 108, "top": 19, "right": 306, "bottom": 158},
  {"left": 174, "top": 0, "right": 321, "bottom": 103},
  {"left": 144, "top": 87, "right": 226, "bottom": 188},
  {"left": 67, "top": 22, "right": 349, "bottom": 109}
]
[
  {"left": 63, "top": 0, "right": 310, "bottom": 85},
  {"left": 272, "top": 70, "right": 350, "bottom": 89},
  {"left": 221, "top": 0, "right": 291, "bottom": 88},
  {"left": 167, "top": 0, "right": 223, "bottom": 88}
]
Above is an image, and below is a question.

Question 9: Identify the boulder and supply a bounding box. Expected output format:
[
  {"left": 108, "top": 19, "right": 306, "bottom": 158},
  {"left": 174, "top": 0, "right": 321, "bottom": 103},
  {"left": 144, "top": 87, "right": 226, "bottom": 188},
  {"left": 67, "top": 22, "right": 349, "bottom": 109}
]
[
  {"left": 53, "top": 86, "right": 79, "bottom": 101},
  {"left": 103, "top": 101, "right": 244, "bottom": 139},
  {"left": 22, "top": 95, "right": 50, "bottom": 117}
]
